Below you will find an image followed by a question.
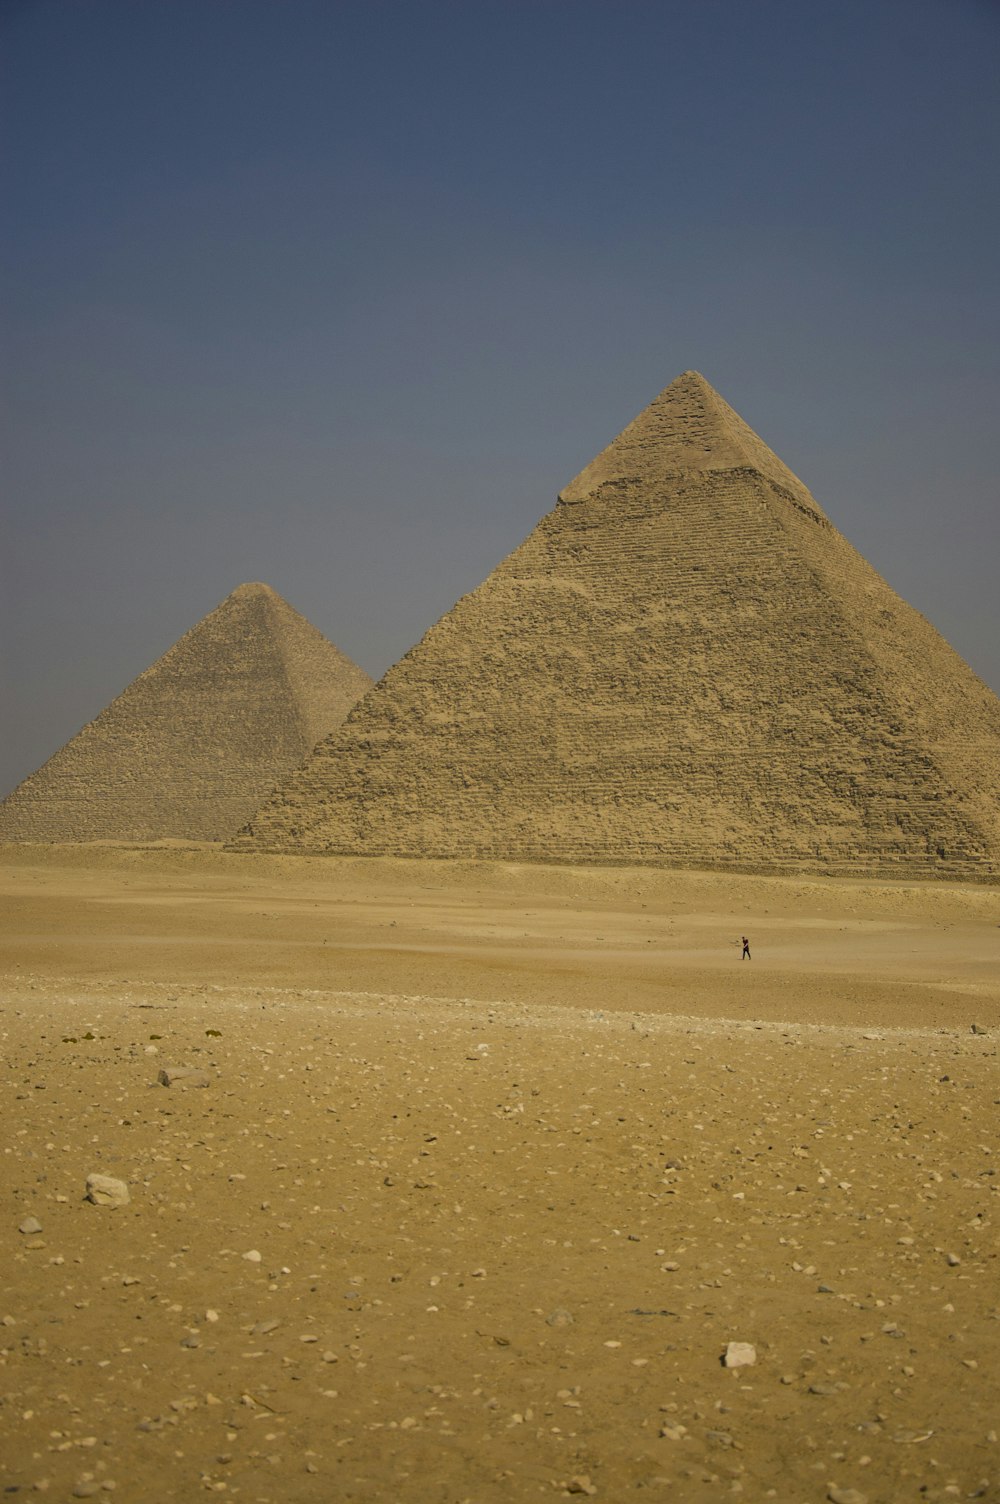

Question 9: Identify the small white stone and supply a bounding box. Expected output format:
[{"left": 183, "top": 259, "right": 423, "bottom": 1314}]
[
  {"left": 243, "top": 1249, "right": 262, "bottom": 1263},
  {"left": 723, "top": 1340, "right": 757, "bottom": 1369}
]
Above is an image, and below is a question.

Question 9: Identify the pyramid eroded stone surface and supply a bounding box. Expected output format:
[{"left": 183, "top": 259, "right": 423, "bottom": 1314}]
[
  {"left": 235, "top": 375, "right": 1000, "bottom": 876},
  {"left": 0, "top": 583, "right": 373, "bottom": 843}
]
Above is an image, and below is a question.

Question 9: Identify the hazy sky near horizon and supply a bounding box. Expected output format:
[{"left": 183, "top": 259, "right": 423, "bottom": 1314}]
[{"left": 2, "top": 0, "right": 999, "bottom": 799}]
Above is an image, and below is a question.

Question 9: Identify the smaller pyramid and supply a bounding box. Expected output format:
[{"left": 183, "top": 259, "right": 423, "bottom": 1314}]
[{"left": 0, "top": 583, "right": 373, "bottom": 843}]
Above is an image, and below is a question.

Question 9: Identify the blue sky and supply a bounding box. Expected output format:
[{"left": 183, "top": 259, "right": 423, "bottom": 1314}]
[{"left": 3, "top": 0, "right": 999, "bottom": 797}]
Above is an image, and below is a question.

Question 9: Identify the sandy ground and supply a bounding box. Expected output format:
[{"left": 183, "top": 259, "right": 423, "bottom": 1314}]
[{"left": 1, "top": 843, "right": 998, "bottom": 1503}]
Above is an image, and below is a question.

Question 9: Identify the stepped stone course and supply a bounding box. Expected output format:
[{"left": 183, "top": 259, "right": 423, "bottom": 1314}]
[
  {"left": 235, "top": 373, "right": 1000, "bottom": 876},
  {"left": 0, "top": 583, "right": 373, "bottom": 843}
]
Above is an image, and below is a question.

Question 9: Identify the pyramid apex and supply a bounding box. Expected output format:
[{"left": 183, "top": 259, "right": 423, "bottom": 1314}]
[
  {"left": 559, "top": 371, "right": 821, "bottom": 515},
  {"left": 227, "top": 581, "right": 278, "bottom": 600}
]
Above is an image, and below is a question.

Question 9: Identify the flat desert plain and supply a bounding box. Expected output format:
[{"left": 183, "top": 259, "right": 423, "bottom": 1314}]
[{"left": 1, "top": 843, "right": 998, "bottom": 1504}]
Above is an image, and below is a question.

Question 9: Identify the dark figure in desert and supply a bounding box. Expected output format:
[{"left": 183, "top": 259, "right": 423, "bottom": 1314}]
[{"left": 741, "top": 936, "right": 751, "bottom": 959}]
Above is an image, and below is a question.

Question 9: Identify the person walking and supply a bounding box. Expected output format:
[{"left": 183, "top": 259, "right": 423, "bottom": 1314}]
[{"left": 741, "top": 935, "right": 751, "bottom": 960}]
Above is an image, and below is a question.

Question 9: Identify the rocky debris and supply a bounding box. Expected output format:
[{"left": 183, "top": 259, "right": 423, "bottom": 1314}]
[
  {"left": 723, "top": 1341, "right": 757, "bottom": 1369},
  {"left": 157, "top": 1065, "right": 211, "bottom": 1088},
  {"left": 18, "top": 1215, "right": 43, "bottom": 1235},
  {"left": 4, "top": 926, "right": 999, "bottom": 1504},
  {"left": 84, "top": 1173, "right": 129, "bottom": 1207},
  {"left": 828, "top": 1488, "right": 868, "bottom": 1504}
]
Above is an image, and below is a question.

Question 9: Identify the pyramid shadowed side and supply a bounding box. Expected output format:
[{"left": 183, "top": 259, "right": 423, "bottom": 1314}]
[
  {"left": 235, "top": 379, "right": 1000, "bottom": 877},
  {"left": 0, "top": 584, "right": 373, "bottom": 843}
]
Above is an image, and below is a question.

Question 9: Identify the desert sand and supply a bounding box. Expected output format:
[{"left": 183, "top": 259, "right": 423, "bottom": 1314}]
[{"left": 1, "top": 842, "right": 998, "bottom": 1502}]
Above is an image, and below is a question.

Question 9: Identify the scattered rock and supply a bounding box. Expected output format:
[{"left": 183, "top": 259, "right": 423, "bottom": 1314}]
[
  {"left": 243, "top": 1249, "right": 262, "bottom": 1263},
  {"left": 566, "top": 1478, "right": 597, "bottom": 1497},
  {"left": 85, "top": 1173, "right": 129, "bottom": 1208},
  {"left": 970, "top": 1023, "right": 987, "bottom": 1035},
  {"left": 828, "top": 1488, "right": 868, "bottom": 1504},
  {"left": 18, "top": 1215, "right": 43, "bottom": 1235},
  {"left": 722, "top": 1341, "right": 756, "bottom": 1369}
]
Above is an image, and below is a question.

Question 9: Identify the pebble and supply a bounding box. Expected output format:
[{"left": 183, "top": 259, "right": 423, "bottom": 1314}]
[
  {"left": 828, "top": 1488, "right": 868, "bottom": 1504},
  {"left": 566, "top": 1478, "right": 597, "bottom": 1496},
  {"left": 723, "top": 1341, "right": 756, "bottom": 1369},
  {"left": 85, "top": 1173, "right": 129, "bottom": 1208},
  {"left": 18, "top": 1215, "right": 43, "bottom": 1235},
  {"left": 243, "top": 1250, "right": 262, "bottom": 1263}
]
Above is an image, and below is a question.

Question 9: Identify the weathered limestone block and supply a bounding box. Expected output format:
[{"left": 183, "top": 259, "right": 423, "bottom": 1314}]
[
  {"left": 157, "top": 1066, "right": 211, "bottom": 1088},
  {"left": 85, "top": 1174, "right": 130, "bottom": 1207}
]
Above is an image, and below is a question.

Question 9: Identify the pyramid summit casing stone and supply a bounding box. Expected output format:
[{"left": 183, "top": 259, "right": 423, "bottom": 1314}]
[
  {"left": 235, "top": 374, "right": 1000, "bottom": 876},
  {"left": 0, "top": 582, "right": 373, "bottom": 843}
]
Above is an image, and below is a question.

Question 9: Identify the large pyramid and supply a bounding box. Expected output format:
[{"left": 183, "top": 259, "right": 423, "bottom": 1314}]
[
  {"left": 236, "top": 374, "right": 1000, "bottom": 877},
  {"left": 0, "top": 583, "right": 373, "bottom": 843}
]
